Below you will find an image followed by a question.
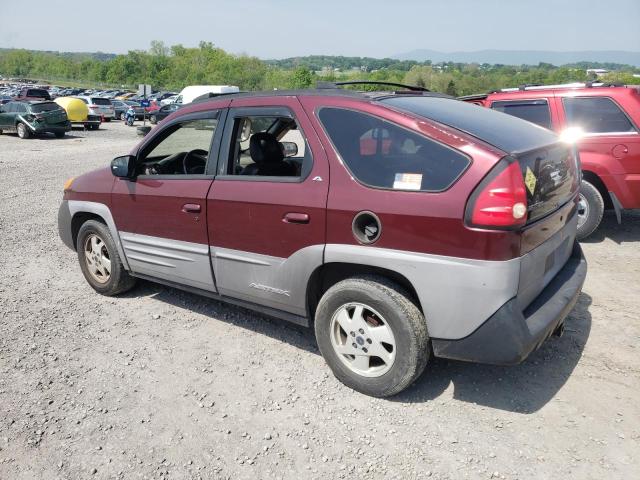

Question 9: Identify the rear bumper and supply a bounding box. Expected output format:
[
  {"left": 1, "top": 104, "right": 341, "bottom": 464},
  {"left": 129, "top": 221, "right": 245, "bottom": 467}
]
[
  {"left": 432, "top": 242, "right": 587, "bottom": 365},
  {"left": 33, "top": 123, "right": 72, "bottom": 134}
]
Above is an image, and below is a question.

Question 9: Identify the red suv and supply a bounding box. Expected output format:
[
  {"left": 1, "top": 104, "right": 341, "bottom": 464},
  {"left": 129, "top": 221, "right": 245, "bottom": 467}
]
[
  {"left": 462, "top": 83, "right": 640, "bottom": 239},
  {"left": 58, "top": 83, "right": 587, "bottom": 397}
]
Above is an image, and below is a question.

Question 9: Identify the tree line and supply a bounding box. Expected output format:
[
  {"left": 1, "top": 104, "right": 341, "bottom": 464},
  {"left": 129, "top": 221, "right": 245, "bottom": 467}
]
[{"left": 1, "top": 42, "right": 639, "bottom": 96}]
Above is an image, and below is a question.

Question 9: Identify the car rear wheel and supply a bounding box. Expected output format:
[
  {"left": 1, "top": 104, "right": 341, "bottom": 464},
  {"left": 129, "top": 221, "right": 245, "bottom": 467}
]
[
  {"left": 314, "top": 276, "right": 429, "bottom": 397},
  {"left": 150, "top": 115, "right": 157, "bottom": 124},
  {"left": 77, "top": 220, "right": 136, "bottom": 296},
  {"left": 577, "top": 180, "right": 604, "bottom": 240},
  {"left": 17, "top": 122, "right": 31, "bottom": 139},
  {"left": 120, "top": 113, "right": 126, "bottom": 121}
]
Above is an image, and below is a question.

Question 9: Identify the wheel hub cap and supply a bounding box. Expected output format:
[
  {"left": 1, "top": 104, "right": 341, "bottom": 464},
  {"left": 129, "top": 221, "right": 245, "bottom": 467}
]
[
  {"left": 83, "top": 234, "right": 111, "bottom": 284},
  {"left": 329, "top": 303, "right": 396, "bottom": 378},
  {"left": 577, "top": 193, "right": 589, "bottom": 228}
]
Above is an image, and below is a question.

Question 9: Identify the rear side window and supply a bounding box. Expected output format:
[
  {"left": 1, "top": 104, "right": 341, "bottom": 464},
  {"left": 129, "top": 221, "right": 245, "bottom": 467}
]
[
  {"left": 318, "top": 108, "right": 470, "bottom": 192},
  {"left": 91, "top": 98, "right": 112, "bottom": 106},
  {"left": 562, "top": 97, "right": 637, "bottom": 134},
  {"left": 491, "top": 99, "right": 552, "bottom": 129}
]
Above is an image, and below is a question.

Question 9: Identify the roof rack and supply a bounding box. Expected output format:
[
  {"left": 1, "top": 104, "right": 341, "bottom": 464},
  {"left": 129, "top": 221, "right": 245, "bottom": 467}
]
[
  {"left": 495, "top": 82, "right": 624, "bottom": 93},
  {"left": 317, "top": 80, "right": 430, "bottom": 92}
]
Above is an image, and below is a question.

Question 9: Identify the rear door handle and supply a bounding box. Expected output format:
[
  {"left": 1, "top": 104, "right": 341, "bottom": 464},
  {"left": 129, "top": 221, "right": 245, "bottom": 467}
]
[
  {"left": 283, "top": 212, "right": 309, "bottom": 224},
  {"left": 182, "top": 203, "right": 201, "bottom": 213}
]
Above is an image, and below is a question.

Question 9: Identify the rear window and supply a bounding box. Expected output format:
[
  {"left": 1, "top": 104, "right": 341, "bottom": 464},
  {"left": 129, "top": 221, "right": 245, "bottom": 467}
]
[
  {"left": 380, "top": 96, "right": 559, "bottom": 154},
  {"left": 26, "top": 89, "right": 50, "bottom": 99},
  {"left": 517, "top": 144, "right": 580, "bottom": 222},
  {"left": 91, "top": 98, "right": 112, "bottom": 106},
  {"left": 562, "top": 97, "right": 637, "bottom": 134},
  {"left": 318, "top": 107, "right": 470, "bottom": 192},
  {"left": 490, "top": 99, "right": 552, "bottom": 129},
  {"left": 30, "top": 102, "right": 62, "bottom": 113}
]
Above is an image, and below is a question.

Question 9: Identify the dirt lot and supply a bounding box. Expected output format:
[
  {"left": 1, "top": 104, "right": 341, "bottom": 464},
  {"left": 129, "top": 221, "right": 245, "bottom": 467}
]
[{"left": 0, "top": 122, "right": 638, "bottom": 480}]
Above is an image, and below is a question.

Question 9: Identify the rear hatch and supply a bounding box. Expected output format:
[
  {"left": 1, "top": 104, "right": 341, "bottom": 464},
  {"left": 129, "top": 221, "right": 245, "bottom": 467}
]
[
  {"left": 30, "top": 102, "right": 68, "bottom": 125},
  {"left": 380, "top": 95, "right": 581, "bottom": 310},
  {"left": 90, "top": 97, "right": 114, "bottom": 114}
]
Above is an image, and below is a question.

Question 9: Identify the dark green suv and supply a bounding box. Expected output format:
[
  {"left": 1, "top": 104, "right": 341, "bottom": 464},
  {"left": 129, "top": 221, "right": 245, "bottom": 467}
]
[{"left": 0, "top": 101, "right": 71, "bottom": 139}]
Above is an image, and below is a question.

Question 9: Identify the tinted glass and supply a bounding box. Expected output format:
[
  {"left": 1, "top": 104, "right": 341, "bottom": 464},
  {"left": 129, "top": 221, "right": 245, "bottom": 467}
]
[
  {"left": 91, "top": 98, "right": 112, "bottom": 106},
  {"left": 26, "top": 89, "right": 50, "bottom": 98},
  {"left": 562, "top": 97, "right": 636, "bottom": 134},
  {"left": 491, "top": 99, "right": 552, "bottom": 129},
  {"left": 318, "top": 108, "right": 470, "bottom": 192},
  {"left": 14, "top": 103, "right": 27, "bottom": 113},
  {"left": 380, "top": 96, "right": 559, "bottom": 153},
  {"left": 30, "top": 102, "right": 63, "bottom": 113}
]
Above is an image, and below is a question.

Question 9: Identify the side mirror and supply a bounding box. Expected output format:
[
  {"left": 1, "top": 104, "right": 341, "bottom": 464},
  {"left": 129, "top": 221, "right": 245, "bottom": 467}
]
[
  {"left": 111, "top": 155, "right": 136, "bottom": 178},
  {"left": 280, "top": 141, "right": 298, "bottom": 157}
]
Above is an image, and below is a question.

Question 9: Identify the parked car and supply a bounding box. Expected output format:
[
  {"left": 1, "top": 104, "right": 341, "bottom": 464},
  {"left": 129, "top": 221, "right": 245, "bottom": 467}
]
[
  {"left": 0, "top": 95, "right": 12, "bottom": 105},
  {"left": 58, "top": 83, "right": 586, "bottom": 397},
  {"left": 461, "top": 83, "right": 640, "bottom": 239},
  {"left": 54, "top": 97, "right": 101, "bottom": 130},
  {"left": 148, "top": 103, "right": 181, "bottom": 124},
  {"left": 174, "top": 85, "right": 239, "bottom": 105},
  {"left": 75, "top": 96, "right": 116, "bottom": 122},
  {"left": 111, "top": 100, "right": 145, "bottom": 120},
  {"left": 0, "top": 101, "right": 71, "bottom": 138},
  {"left": 14, "top": 87, "right": 51, "bottom": 101}
]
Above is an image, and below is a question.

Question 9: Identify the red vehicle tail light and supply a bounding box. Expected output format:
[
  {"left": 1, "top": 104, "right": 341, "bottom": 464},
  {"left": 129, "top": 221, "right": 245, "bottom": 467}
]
[
  {"left": 465, "top": 159, "right": 528, "bottom": 229},
  {"left": 89, "top": 104, "right": 98, "bottom": 109}
]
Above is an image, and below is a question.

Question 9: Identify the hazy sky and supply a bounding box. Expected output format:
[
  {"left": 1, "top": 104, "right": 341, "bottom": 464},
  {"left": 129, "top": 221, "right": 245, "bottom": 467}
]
[{"left": 0, "top": 0, "right": 638, "bottom": 58}]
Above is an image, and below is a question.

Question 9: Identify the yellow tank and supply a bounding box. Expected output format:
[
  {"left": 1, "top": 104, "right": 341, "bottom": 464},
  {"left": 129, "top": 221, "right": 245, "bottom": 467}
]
[{"left": 54, "top": 97, "right": 89, "bottom": 122}]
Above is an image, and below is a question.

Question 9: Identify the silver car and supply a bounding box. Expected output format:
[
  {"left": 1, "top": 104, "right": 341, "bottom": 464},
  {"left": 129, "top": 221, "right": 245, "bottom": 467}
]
[{"left": 75, "top": 96, "right": 115, "bottom": 122}]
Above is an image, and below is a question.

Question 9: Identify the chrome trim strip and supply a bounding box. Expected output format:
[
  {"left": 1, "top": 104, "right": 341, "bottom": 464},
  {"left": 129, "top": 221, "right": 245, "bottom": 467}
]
[{"left": 126, "top": 254, "right": 176, "bottom": 268}]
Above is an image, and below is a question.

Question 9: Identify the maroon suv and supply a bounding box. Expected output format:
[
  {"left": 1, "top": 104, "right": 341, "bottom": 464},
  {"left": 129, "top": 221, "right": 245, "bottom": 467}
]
[{"left": 58, "top": 84, "right": 587, "bottom": 397}]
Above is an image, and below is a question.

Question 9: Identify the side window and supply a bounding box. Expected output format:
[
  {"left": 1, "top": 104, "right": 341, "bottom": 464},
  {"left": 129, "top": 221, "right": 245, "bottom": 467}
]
[
  {"left": 222, "top": 112, "right": 311, "bottom": 179},
  {"left": 562, "top": 97, "right": 637, "bottom": 134},
  {"left": 491, "top": 99, "right": 552, "bottom": 129},
  {"left": 318, "top": 108, "right": 470, "bottom": 192},
  {"left": 137, "top": 117, "right": 218, "bottom": 176},
  {"left": 15, "top": 104, "right": 27, "bottom": 113}
]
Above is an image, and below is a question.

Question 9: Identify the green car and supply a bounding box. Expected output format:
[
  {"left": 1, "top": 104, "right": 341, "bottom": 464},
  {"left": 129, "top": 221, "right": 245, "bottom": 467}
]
[{"left": 0, "top": 101, "right": 72, "bottom": 139}]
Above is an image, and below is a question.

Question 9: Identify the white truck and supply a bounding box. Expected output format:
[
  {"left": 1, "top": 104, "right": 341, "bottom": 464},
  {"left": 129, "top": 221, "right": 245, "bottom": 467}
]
[{"left": 174, "top": 85, "right": 240, "bottom": 105}]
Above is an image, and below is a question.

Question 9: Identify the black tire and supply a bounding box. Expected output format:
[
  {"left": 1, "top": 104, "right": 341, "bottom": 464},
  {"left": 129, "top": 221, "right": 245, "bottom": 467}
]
[
  {"left": 104, "top": 118, "right": 111, "bottom": 122},
  {"left": 17, "top": 122, "right": 31, "bottom": 139},
  {"left": 120, "top": 112, "right": 126, "bottom": 121},
  {"left": 55, "top": 132, "right": 65, "bottom": 139},
  {"left": 0, "top": 129, "right": 3, "bottom": 135},
  {"left": 314, "top": 275, "right": 429, "bottom": 397},
  {"left": 76, "top": 220, "right": 136, "bottom": 296},
  {"left": 150, "top": 115, "right": 157, "bottom": 124},
  {"left": 577, "top": 180, "right": 605, "bottom": 241}
]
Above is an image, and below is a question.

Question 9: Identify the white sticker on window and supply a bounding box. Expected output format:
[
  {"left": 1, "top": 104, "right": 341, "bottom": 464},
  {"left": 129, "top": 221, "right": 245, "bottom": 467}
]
[{"left": 393, "top": 173, "right": 423, "bottom": 190}]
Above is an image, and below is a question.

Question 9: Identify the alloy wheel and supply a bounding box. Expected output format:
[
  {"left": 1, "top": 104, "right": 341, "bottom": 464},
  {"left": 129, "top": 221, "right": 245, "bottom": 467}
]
[
  {"left": 577, "top": 193, "right": 590, "bottom": 229},
  {"left": 329, "top": 303, "right": 396, "bottom": 377},
  {"left": 83, "top": 234, "right": 111, "bottom": 284}
]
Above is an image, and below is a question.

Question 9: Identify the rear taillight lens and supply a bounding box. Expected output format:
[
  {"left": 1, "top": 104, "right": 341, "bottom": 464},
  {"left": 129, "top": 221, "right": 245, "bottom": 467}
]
[
  {"left": 465, "top": 159, "right": 528, "bottom": 229},
  {"left": 89, "top": 104, "right": 98, "bottom": 109}
]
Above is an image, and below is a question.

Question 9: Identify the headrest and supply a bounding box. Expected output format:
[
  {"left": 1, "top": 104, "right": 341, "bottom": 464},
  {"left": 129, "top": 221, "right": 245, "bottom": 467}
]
[{"left": 249, "top": 132, "right": 284, "bottom": 164}]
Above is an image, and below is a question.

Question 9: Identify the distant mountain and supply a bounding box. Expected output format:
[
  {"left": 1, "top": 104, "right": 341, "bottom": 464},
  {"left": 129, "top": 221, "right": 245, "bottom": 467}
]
[
  {"left": 392, "top": 49, "right": 640, "bottom": 67},
  {"left": 0, "top": 48, "right": 116, "bottom": 62}
]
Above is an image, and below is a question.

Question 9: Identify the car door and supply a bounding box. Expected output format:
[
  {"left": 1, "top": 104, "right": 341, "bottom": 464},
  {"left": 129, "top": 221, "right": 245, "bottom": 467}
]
[
  {"left": 111, "top": 108, "right": 227, "bottom": 292},
  {"left": 0, "top": 103, "right": 15, "bottom": 129},
  {"left": 206, "top": 97, "right": 329, "bottom": 318}
]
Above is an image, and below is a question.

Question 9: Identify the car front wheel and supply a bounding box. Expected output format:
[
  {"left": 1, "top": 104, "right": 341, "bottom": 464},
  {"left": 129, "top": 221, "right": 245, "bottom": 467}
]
[
  {"left": 314, "top": 276, "right": 429, "bottom": 397},
  {"left": 577, "top": 180, "right": 605, "bottom": 240},
  {"left": 120, "top": 113, "right": 126, "bottom": 121},
  {"left": 17, "top": 122, "right": 31, "bottom": 139},
  {"left": 77, "top": 220, "right": 136, "bottom": 296}
]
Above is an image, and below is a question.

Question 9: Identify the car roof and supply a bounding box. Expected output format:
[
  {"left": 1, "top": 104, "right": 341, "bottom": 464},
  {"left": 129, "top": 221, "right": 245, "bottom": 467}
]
[{"left": 460, "top": 83, "right": 633, "bottom": 101}]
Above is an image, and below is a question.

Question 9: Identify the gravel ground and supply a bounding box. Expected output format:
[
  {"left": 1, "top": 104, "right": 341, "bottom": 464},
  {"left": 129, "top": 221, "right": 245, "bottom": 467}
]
[{"left": 0, "top": 122, "right": 638, "bottom": 480}]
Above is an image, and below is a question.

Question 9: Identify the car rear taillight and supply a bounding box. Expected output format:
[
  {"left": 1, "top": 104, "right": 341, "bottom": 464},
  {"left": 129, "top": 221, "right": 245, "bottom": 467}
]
[
  {"left": 465, "top": 159, "right": 527, "bottom": 229},
  {"left": 89, "top": 104, "right": 98, "bottom": 109}
]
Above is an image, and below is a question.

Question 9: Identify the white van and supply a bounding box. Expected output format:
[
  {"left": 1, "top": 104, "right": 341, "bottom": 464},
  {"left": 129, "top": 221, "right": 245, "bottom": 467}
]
[{"left": 175, "top": 85, "right": 240, "bottom": 105}]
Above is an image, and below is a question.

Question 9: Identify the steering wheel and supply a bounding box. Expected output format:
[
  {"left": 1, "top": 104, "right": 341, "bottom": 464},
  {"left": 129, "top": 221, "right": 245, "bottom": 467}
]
[{"left": 182, "top": 149, "right": 208, "bottom": 174}]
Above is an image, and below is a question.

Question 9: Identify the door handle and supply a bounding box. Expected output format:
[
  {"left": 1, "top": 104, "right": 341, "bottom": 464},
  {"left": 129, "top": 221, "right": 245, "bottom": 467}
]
[
  {"left": 283, "top": 212, "right": 309, "bottom": 224},
  {"left": 182, "top": 203, "right": 201, "bottom": 213}
]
